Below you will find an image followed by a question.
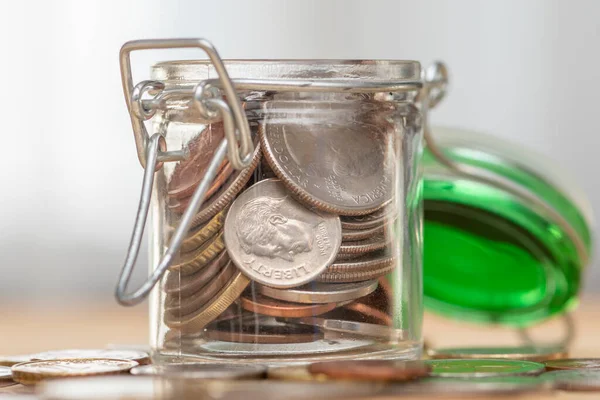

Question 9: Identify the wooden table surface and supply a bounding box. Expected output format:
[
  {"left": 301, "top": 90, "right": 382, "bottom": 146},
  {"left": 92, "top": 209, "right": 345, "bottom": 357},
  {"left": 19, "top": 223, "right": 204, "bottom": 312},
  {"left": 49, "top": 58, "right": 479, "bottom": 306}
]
[{"left": 1, "top": 296, "right": 599, "bottom": 399}]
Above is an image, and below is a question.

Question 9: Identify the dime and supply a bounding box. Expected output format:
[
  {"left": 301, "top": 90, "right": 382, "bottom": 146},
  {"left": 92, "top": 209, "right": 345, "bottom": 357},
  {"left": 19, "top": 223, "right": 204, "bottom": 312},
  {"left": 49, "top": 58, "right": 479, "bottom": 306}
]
[
  {"left": 165, "top": 261, "right": 236, "bottom": 316},
  {"left": 326, "top": 253, "right": 395, "bottom": 274},
  {"left": 30, "top": 349, "right": 150, "bottom": 365},
  {"left": 167, "top": 122, "right": 228, "bottom": 200},
  {"left": 544, "top": 358, "right": 600, "bottom": 371},
  {"left": 0, "top": 354, "right": 32, "bottom": 367},
  {"left": 130, "top": 363, "right": 266, "bottom": 380},
  {"left": 317, "top": 259, "right": 395, "bottom": 283},
  {"left": 260, "top": 106, "right": 394, "bottom": 216},
  {"left": 11, "top": 359, "right": 138, "bottom": 385},
  {"left": 425, "top": 359, "right": 546, "bottom": 378},
  {"left": 169, "top": 231, "right": 225, "bottom": 276},
  {"left": 204, "top": 318, "right": 321, "bottom": 344},
  {"left": 164, "top": 251, "right": 229, "bottom": 296},
  {"left": 224, "top": 179, "right": 341, "bottom": 289},
  {"left": 177, "top": 208, "right": 228, "bottom": 253},
  {"left": 309, "top": 360, "right": 430, "bottom": 382},
  {"left": 0, "top": 366, "right": 12, "bottom": 381},
  {"left": 429, "top": 346, "right": 567, "bottom": 362},
  {"left": 338, "top": 233, "right": 389, "bottom": 255},
  {"left": 165, "top": 272, "right": 250, "bottom": 333},
  {"left": 341, "top": 224, "right": 385, "bottom": 241},
  {"left": 240, "top": 293, "right": 337, "bottom": 318},
  {"left": 258, "top": 280, "right": 378, "bottom": 304},
  {"left": 341, "top": 208, "right": 390, "bottom": 230},
  {"left": 169, "top": 140, "right": 261, "bottom": 226},
  {"left": 40, "top": 376, "right": 161, "bottom": 400},
  {"left": 542, "top": 370, "right": 600, "bottom": 391},
  {"left": 286, "top": 316, "right": 403, "bottom": 340}
]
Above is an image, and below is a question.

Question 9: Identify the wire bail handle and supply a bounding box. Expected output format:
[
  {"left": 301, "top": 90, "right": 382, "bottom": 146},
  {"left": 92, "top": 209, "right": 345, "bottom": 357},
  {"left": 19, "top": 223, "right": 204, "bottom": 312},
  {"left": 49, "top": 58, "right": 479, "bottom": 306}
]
[{"left": 115, "top": 38, "right": 254, "bottom": 306}]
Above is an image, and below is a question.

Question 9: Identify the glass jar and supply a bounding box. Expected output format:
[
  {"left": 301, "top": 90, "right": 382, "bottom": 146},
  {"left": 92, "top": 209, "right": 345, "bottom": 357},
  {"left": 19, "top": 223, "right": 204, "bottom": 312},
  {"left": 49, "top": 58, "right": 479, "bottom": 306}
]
[{"left": 115, "top": 39, "right": 447, "bottom": 364}]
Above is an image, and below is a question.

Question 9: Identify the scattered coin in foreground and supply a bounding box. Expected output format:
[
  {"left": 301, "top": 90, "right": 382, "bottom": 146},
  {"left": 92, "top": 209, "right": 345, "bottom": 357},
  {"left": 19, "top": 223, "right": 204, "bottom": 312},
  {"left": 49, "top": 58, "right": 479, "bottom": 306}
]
[
  {"left": 309, "top": 360, "right": 430, "bottom": 382},
  {"left": 425, "top": 359, "right": 546, "bottom": 378},
  {"left": 40, "top": 376, "right": 161, "bottom": 400},
  {"left": 0, "top": 354, "right": 33, "bottom": 367},
  {"left": 428, "top": 345, "right": 567, "bottom": 362},
  {"left": 543, "top": 370, "right": 600, "bottom": 391},
  {"left": 0, "top": 366, "right": 13, "bottom": 381},
  {"left": 11, "top": 358, "right": 138, "bottom": 385},
  {"left": 544, "top": 358, "right": 600, "bottom": 371},
  {"left": 130, "top": 363, "right": 267, "bottom": 380},
  {"left": 30, "top": 349, "right": 150, "bottom": 365}
]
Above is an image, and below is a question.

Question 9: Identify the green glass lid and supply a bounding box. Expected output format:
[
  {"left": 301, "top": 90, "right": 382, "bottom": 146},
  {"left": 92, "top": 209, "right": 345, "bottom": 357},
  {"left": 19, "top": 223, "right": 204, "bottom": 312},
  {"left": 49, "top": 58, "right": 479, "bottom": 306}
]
[{"left": 423, "top": 127, "right": 593, "bottom": 327}]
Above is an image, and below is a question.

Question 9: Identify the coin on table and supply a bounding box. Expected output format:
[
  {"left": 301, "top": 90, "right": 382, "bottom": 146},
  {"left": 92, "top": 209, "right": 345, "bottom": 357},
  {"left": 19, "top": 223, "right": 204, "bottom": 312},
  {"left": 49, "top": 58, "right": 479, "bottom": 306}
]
[
  {"left": 428, "top": 346, "right": 567, "bottom": 362},
  {"left": 169, "top": 139, "right": 261, "bottom": 225},
  {"left": 167, "top": 122, "right": 231, "bottom": 200},
  {"left": 268, "top": 365, "right": 324, "bottom": 381},
  {"left": 542, "top": 369, "right": 600, "bottom": 391},
  {"left": 0, "top": 366, "right": 12, "bottom": 381},
  {"left": 168, "top": 231, "right": 226, "bottom": 276},
  {"left": 224, "top": 179, "right": 341, "bottom": 289},
  {"left": 309, "top": 360, "right": 430, "bottom": 382},
  {"left": 130, "top": 363, "right": 267, "bottom": 380},
  {"left": 40, "top": 376, "right": 163, "bottom": 400},
  {"left": 164, "top": 272, "right": 250, "bottom": 333},
  {"left": 30, "top": 349, "right": 150, "bottom": 365},
  {"left": 165, "top": 261, "right": 236, "bottom": 316},
  {"left": 544, "top": 358, "right": 600, "bottom": 371},
  {"left": 0, "top": 354, "right": 33, "bottom": 367},
  {"left": 258, "top": 280, "right": 378, "bottom": 304},
  {"left": 240, "top": 293, "right": 338, "bottom": 318},
  {"left": 164, "top": 250, "right": 230, "bottom": 296},
  {"left": 425, "top": 359, "right": 546, "bottom": 378},
  {"left": 177, "top": 207, "right": 228, "bottom": 253},
  {"left": 260, "top": 108, "right": 394, "bottom": 216},
  {"left": 11, "top": 359, "right": 138, "bottom": 385}
]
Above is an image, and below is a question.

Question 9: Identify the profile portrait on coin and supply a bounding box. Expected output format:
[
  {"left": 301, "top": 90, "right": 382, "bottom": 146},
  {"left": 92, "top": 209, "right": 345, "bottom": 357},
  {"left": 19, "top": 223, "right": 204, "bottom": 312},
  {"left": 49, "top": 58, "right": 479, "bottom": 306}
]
[{"left": 236, "top": 195, "right": 317, "bottom": 262}]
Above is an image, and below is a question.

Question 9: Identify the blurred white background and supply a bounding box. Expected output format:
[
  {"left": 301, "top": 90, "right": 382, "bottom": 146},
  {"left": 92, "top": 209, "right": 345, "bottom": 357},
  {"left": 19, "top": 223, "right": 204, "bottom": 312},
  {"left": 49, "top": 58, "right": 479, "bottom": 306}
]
[{"left": 0, "top": 0, "right": 598, "bottom": 301}]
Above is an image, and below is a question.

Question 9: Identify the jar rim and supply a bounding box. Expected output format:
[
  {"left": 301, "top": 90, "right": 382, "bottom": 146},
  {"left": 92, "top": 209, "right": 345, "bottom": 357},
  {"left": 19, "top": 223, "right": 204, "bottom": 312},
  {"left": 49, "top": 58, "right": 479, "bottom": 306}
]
[{"left": 151, "top": 59, "right": 421, "bottom": 84}]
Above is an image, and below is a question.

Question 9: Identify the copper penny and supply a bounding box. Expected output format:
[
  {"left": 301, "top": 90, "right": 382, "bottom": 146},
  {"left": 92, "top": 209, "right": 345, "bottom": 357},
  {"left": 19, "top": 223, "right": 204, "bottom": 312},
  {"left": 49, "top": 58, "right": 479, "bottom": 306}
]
[
  {"left": 428, "top": 346, "right": 566, "bottom": 362},
  {"left": 240, "top": 293, "right": 337, "bottom": 318},
  {"left": 169, "top": 231, "right": 225, "bottom": 276},
  {"left": 176, "top": 208, "right": 228, "bottom": 253},
  {"left": 338, "top": 233, "right": 390, "bottom": 255},
  {"left": 341, "top": 224, "right": 385, "bottom": 241},
  {"left": 356, "top": 276, "right": 393, "bottom": 315},
  {"left": 164, "top": 250, "right": 230, "bottom": 296},
  {"left": 168, "top": 122, "right": 231, "bottom": 200},
  {"left": 165, "top": 261, "right": 236, "bottom": 316},
  {"left": 343, "top": 302, "right": 392, "bottom": 326},
  {"left": 544, "top": 358, "right": 600, "bottom": 371},
  {"left": 543, "top": 370, "right": 600, "bottom": 391},
  {"left": 168, "top": 139, "right": 261, "bottom": 225},
  {"left": 308, "top": 360, "right": 430, "bottom": 382},
  {"left": 204, "top": 318, "right": 321, "bottom": 344}
]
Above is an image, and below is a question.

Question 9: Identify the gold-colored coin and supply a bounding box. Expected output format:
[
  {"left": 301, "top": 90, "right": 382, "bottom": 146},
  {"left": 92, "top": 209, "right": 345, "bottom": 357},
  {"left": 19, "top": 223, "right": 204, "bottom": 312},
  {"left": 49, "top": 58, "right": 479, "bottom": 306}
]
[
  {"left": 169, "top": 231, "right": 225, "bottom": 276},
  {"left": 11, "top": 358, "right": 138, "bottom": 385},
  {"left": 30, "top": 349, "right": 150, "bottom": 365},
  {"left": 165, "top": 272, "right": 250, "bottom": 334},
  {"left": 428, "top": 346, "right": 567, "bottom": 362},
  {"left": 178, "top": 208, "right": 227, "bottom": 253}
]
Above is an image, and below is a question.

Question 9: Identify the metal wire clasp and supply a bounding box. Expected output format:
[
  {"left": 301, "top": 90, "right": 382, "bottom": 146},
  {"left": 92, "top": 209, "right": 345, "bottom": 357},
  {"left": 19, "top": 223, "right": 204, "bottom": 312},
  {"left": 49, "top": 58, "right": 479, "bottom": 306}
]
[{"left": 115, "top": 38, "right": 254, "bottom": 306}]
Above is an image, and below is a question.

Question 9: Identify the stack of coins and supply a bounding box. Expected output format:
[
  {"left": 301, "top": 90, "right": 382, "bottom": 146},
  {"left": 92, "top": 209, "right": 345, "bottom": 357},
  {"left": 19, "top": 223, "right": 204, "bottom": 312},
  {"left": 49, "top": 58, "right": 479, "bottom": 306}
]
[{"left": 161, "top": 113, "right": 401, "bottom": 346}]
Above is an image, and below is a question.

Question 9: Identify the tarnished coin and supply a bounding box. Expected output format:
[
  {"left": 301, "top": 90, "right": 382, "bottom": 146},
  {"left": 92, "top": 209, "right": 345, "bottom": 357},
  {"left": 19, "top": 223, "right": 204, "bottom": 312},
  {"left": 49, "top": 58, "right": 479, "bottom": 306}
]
[
  {"left": 170, "top": 140, "right": 261, "bottom": 226},
  {"left": 425, "top": 359, "right": 546, "bottom": 378},
  {"left": 204, "top": 317, "right": 321, "bottom": 344},
  {"left": 240, "top": 293, "right": 337, "bottom": 318},
  {"left": 258, "top": 280, "right": 378, "bottom": 304},
  {"left": 11, "top": 359, "right": 138, "bottom": 385},
  {"left": 260, "top": 105, "right": 394, "bottom": 216},
  {"left": 429, "top": 346, "right": 567, "bottom": 362},
  {"left": 165, "top": 261, "right": 236, "bottom": 316},
  {"left": 338, "top": 233, "right": 390, "bottom": 255},
  {"left": 130, "top": 363, "right": 267, "bottom": 380},
  {"left": 165, "top": 272, "right": 250, "bottom": 333},
  {"left": 40, "top": 376, "right": 162, "bottom": 400},
  {"left": 178, "top": 208, "right": 228, "bottom": 253},
  {"left": 0, "top": 366, "right": 12, "bottom": 381},
  {"left": 0, "top": 354, "right": 32, "bottom": 367},
  {"left": 309, "top": 360, "right": 430, "bottom": 382},
  {"left": 544, "top": 358, "right": 600, "bottom": 371},
  {"left": 164, "top": 251, "right": 230, "bottom": 296},
  {"left": 542, "top": 369, "right": 600, "bottom": 391},
  {"left": 287, "top": 316, "right": 402, "bottom": 340},
  {"left": 341, "top": 208, "right": 390, "bottom": 230},
  {"left": 30, "top": 349, "right": 150, "bottom": 365},
  {"left": 224, "top": 179, "right": 341, "bottom": 288},
  {"left": 169, "top": 231, "right": 225, "bottom": 276}
]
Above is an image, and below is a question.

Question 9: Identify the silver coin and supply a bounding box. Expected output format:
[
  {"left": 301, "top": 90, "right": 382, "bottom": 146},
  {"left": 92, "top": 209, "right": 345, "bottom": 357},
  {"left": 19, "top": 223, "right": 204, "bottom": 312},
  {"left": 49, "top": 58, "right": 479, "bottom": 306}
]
[
  {"left": 542, "top": 370, "right": 600, "bottom": 391},
  {"left": 425, "top": 359, "right": 546, "bottom": 378},
  {"left": 260, "top": 107, "right": 394, "bottom": 216},
  {"left": 340, "top": 208, "right": 390, "bottom": 230},
  {"left": 0, "top": 366, "right": 12, "bottom": 381},
  {"left": 224, "top": 179, "right": 341, "bottom": 288},
  {"left": 130, "top": 363, "right": 266, "bottom": 380},
  {"left": 257, "top": 280, "right": 378, "bottom": 304},
  {"left": 341, "top": 224, "right": 385, "bottom": 241},
  {"left": 40, "top": 376, "right": 162, "bottom": 400},
  {"left": 285, "top": 317, "right": 403, "bottom": 340},
  {"left": 30, "top": 349, "right": 150, "bottom": 364}
]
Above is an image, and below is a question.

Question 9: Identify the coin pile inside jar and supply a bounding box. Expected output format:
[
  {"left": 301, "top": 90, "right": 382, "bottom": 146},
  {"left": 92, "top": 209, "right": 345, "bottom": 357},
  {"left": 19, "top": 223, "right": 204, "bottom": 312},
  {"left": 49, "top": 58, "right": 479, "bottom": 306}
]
[{"left": 161, "top": 113, "right": 400, "bottom": 343}]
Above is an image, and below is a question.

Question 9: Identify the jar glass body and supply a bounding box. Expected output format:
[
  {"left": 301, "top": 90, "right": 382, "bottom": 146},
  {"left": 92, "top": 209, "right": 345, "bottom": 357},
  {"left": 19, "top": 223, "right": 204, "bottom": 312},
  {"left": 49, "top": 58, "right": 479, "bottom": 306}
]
[{"left": 147, "top": 60, "right": 425, "bottom": 363}]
